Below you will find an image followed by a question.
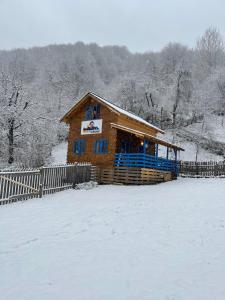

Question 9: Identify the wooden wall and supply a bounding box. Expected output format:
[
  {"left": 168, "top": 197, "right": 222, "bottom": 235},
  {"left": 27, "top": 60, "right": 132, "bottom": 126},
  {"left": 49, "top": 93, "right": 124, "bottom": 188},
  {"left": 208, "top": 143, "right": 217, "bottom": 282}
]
[
  {"left": 66, "top": 95, "right": 161, "bottom": 168},
  {"left": 67, "top": 96, "right": 118, "bottom": 167},
  {"left": 117, "top": 114, "right": 158, "bottom": 136}
]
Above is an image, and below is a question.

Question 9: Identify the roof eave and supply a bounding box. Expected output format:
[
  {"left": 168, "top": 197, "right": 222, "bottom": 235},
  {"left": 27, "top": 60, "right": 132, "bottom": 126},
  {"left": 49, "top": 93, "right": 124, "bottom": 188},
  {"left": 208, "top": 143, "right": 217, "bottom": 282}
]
[
  {"left": 111, "top": 123, "right": 184, "bottom": 151},
  {"left": 60, "top": 91, "right": 121, "bottom": 123}
]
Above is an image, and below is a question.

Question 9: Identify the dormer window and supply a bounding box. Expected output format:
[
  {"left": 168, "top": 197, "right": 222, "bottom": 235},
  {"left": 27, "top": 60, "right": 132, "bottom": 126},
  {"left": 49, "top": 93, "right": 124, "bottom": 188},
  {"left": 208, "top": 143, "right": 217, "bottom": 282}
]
[{"left": 85, "top": 104, "right": 101, "bottom": 120}]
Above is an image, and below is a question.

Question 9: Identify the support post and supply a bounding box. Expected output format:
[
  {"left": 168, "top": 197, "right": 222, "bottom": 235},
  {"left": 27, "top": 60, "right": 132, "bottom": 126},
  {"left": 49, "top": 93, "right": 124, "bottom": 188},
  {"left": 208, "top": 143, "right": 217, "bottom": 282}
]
[
  {"left": 39, "top": 167, "right": 44, "bottom": 198},
  {"left": 143, "top": 140, "right": 147, "bottom": 154},
  {"left": 174, "top": 149, "right": 178, "bottom": 175},
  {"left": 155, "top": 144, "right": 158, "bottom": 159},
  {"left": 166, "top": 147, "right": 169, "bottom": 160},
  {"left": 174, "top": 149, "right": 177, "bottom": 161}
]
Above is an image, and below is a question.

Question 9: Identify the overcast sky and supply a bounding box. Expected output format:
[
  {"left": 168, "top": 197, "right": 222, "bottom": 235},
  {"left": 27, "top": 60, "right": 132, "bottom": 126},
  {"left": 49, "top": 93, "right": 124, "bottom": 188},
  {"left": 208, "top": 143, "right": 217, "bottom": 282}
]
[{"left": 0, "top": 0, "right": 225, "bottom": 53}]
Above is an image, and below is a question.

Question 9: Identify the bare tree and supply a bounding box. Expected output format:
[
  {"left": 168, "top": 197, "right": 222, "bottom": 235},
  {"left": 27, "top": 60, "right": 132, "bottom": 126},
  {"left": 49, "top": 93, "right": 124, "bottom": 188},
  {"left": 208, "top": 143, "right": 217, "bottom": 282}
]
[
  {"left": 196, "top": 27, "right": 225, "bottom": 77},
  {"left": 172, "top": 70, "right": 192, "bottom": 127},
  {"left": 217, "top": 75, "right": 225, "bottom": 123},
  {"left": 0, "top": 60, "right": 30, "bottom": 164}
]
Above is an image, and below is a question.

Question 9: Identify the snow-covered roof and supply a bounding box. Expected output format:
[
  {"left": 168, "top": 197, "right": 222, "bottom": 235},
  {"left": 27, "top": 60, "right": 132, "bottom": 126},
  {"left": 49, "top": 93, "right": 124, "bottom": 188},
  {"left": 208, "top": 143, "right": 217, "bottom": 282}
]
[
  {"left": 90, "top": 92, "right": 164, "bottom": 133},
  {"left": 61, "top": 92, "right": 164, "bottom": 134}
]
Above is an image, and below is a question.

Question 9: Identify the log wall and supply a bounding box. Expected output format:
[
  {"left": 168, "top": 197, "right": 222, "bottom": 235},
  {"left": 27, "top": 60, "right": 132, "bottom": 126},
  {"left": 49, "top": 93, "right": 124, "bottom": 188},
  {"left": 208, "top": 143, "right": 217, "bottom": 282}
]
[{"left": 67, "top": 96, "right": 118, "bottom": 167}]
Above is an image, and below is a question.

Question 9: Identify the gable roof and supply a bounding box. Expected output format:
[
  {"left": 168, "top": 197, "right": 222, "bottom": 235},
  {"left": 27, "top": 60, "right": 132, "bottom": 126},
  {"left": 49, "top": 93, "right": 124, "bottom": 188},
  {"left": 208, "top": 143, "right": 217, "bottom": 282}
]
[{"left": 60, "top": 92, "right": 165, "bottom": 134}]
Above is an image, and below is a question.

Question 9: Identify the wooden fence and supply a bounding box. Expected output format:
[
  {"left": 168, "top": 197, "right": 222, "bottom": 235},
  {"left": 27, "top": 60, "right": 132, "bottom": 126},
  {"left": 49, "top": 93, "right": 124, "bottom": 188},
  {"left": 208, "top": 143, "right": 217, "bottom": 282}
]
[
  {"left": 0, "top": 163, "right": 91, "bottom": 205},
  {"left": 180, "top": 161, "right": 225, "bottom": 177}
]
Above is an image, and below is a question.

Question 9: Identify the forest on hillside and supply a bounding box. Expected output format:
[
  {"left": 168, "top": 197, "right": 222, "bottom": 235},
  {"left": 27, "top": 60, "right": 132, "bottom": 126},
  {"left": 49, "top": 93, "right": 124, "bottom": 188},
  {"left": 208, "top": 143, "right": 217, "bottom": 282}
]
[{"left": 0, "top": 27, "right": 225, "bottom": 167}]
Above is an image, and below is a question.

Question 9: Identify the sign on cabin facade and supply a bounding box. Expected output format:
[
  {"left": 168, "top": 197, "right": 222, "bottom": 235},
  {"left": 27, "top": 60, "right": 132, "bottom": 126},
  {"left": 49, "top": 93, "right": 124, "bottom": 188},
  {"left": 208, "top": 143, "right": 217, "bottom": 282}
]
[{"left": 61, "top": 92, "right": 184, "bottom": 184}]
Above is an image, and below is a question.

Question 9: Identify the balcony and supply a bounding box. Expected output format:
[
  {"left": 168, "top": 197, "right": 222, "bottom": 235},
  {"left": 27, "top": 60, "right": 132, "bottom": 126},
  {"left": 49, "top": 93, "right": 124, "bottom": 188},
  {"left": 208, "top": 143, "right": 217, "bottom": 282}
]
[{"left": 114, "top": 153, "right": 179, "bottom": 174}]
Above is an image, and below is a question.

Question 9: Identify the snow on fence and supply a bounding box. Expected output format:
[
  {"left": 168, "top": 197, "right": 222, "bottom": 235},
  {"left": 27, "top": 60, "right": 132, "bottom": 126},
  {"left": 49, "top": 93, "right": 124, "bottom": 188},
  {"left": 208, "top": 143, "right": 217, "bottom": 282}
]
[
  {"left": 0, "top": 163, "right": 92, "bottom": 205},
  {"left": 180, "top": 161, "right": 225, "bottom": 177}
]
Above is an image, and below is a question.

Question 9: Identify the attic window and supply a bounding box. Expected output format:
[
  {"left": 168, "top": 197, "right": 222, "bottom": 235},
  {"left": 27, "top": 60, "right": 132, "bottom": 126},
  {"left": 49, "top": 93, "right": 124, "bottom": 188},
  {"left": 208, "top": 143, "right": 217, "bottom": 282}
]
[{"left": 85, "top": 104, "right": 101, "bottom": 120}]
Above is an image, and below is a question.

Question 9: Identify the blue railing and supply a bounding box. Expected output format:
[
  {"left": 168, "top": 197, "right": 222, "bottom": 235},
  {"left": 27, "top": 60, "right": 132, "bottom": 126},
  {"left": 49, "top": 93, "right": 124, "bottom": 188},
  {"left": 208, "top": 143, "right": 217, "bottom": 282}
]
[{"left": 114, "top": 153, "right": 179, "bottom": 174}]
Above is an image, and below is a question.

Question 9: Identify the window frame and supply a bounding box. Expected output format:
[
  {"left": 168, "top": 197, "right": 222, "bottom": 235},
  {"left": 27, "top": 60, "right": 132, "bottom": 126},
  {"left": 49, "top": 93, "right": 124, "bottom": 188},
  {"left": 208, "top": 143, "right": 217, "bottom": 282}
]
[
  {"left": 73, "top": 139, "right": 86, "bottom": 155},
  {"left": 85, "top": 104, "right": 101, "bottom": 120},
  {"left": 93, "top": 139, "right": 108, "bottom": 154}
]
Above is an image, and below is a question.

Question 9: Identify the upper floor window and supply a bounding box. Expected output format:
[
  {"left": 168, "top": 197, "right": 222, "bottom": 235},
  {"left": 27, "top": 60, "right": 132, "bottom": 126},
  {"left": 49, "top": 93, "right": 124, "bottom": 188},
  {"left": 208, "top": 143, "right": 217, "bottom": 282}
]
[
  {"left": 73, "top": 139, "right": 86, "bottom": 155},
  {"left": 94, "top": 139, "right": 108, "bottom": 154},
  {"left": 85, "top": 104, "right": 101, "bottom": 120}
]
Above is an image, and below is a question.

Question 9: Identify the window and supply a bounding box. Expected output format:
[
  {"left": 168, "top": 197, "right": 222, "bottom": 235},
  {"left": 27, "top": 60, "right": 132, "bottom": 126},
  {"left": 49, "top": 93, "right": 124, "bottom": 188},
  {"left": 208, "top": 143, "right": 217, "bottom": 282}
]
[
  {"left": 85, "top": 104, "right": 101, "bottom": 120},
  {"left": 94, "top": 139, "right": 108, "bottom": 154},
  {"left": 73, "top": 140, "right": 86, "bottom": 155}
]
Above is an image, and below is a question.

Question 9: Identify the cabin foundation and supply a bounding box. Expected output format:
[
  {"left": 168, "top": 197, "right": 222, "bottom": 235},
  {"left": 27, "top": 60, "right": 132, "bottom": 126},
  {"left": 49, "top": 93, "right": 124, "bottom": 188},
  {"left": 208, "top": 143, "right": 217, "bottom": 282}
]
[{"left": 95, "top": 166, "right": 175, "bottom": 185}]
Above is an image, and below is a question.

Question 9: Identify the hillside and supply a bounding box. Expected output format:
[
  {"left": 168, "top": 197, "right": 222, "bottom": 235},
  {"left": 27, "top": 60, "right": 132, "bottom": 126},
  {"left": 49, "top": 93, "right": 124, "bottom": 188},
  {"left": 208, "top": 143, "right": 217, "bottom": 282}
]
[
  {"left": 170, "top": 115, "right": 225, "bottom": 161},
  {"left": 0, "top": 27, "right": 225, "bottom": 167}
]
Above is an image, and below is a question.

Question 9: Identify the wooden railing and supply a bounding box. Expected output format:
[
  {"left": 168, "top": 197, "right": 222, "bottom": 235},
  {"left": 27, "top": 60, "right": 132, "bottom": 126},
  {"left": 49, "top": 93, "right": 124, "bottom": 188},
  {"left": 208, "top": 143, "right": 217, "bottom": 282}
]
[
  {"left": 114, "top": 153, "right": 179, "bottom": 173},
  {"left": 0, "top": 163, "right": 91, "bottom": 205}
]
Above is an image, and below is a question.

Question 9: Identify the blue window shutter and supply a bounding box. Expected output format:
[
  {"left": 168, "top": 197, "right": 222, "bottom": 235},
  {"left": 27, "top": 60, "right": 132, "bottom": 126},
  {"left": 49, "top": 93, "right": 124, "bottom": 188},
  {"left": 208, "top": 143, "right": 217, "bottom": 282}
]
[
  {"left": 73, "top": 141, "right": 76, "bottom": 154},
  {"left": 73, "top": 139, "right": 86, "bottom": 155},
  {"left": 78, "top": 140, "right": 81, "bottom": 154},
  {"left": 96, "top": 104, "right": 101, "bottom": 118},
  {"left": 81, "top": 140, "right": 86, "bottom": 154},
  {"left": 86, "top": 105, "right": 92, "bottom": 120},
  {"left": 97, "top": 141, "right": 100, "bottom": 153},
  {"left": 104, "top": 140, "right": 108, "bottom": 153},
  {"left": 85, "top": 104, "right": 101, "bottom": 120},
  {"left": 85, "top": 106, "right": 89, "bottom": 120},
  {"left": 94, "top": 139, "right": 108, "bottom": 154},
  {"left": 93, "top": 105, "right": 97, "bottom": 119},
  {"left": 100, "top": 140, "right": 103, "bottom": 153}
]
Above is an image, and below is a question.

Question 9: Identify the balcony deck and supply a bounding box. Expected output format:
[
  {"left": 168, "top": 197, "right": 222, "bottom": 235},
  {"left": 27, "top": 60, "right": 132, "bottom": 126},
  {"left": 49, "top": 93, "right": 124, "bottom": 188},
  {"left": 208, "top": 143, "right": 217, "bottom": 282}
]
[{"left": 114, "top": 153, "right": 179, "bottom": 174}]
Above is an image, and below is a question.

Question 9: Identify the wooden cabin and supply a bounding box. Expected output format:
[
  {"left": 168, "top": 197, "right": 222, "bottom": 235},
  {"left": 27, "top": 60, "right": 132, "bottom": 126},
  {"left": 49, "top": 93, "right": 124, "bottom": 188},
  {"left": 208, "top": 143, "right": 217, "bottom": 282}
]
[{"left": 61, "top": 92, "right": 184, "bottom": 184}]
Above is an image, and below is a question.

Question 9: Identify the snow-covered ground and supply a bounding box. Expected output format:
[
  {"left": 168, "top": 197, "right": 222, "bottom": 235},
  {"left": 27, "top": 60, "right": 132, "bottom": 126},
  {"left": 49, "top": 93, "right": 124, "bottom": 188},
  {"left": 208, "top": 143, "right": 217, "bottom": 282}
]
[
  {"left": 1, "top": 178, "right": 225, "bottom": 300},
  {"left": 178, "top": 115, "right": 225, "bottom": 161},
  {"left": 50, "top": 142, "right": 67, "bottom": 164},
  {"left": 178, "top": 140, "right": 223, "bottom": 161},
  {"left": 161, "top": 118, "right": 225, "bottom": 161},
  {"left": 187, "top": 115, "right": 225, "bottom": 144}
]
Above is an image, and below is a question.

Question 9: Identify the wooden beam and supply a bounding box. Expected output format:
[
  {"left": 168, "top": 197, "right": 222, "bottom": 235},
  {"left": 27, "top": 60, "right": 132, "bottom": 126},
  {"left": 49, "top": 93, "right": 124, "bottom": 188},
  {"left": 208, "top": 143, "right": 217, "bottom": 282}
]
[{"left": 110, "top": 123, "right": 184, "bottom": 151}]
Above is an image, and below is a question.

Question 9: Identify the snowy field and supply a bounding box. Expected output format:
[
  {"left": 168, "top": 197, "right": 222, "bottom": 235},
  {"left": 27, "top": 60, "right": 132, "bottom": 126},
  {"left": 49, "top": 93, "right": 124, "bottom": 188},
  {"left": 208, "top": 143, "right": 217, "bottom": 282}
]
[{"left": 1, "top": 178, "right": 225, "bottom": 300}]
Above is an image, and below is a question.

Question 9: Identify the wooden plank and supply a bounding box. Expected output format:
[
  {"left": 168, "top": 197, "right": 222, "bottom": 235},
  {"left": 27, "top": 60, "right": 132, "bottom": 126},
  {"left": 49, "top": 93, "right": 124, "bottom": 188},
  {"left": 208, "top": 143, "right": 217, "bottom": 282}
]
[
  {"left": 0, "top": 174, "right": 39, "bottom": 193},
  {"left": 98, "top": 166, "right": 170, "bottom": 185}
]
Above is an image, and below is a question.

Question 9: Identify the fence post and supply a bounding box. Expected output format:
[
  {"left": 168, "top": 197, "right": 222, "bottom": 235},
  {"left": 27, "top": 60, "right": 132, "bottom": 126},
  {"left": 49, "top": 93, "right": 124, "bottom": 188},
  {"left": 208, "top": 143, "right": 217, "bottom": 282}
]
[
  {"left": 72, "top": 164, "right": 78, "bottom": 189},
  {"left": 39, "top": 167, "right": 44, "bottom": 198}
]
